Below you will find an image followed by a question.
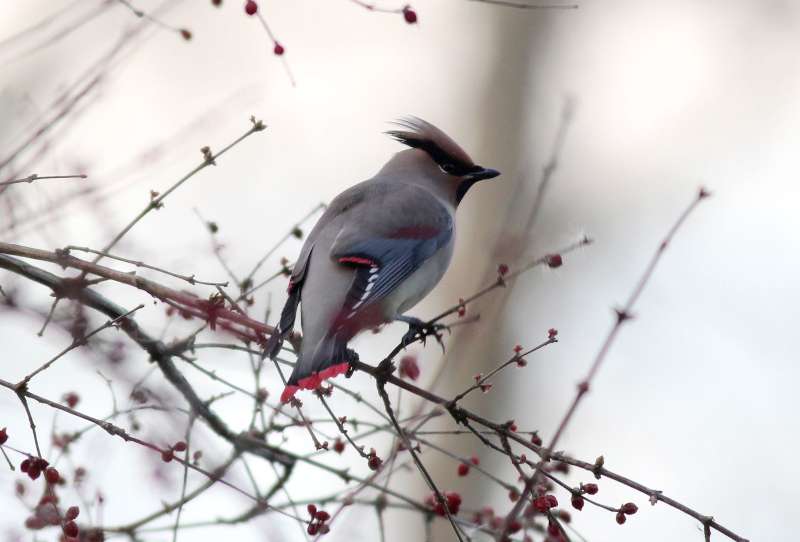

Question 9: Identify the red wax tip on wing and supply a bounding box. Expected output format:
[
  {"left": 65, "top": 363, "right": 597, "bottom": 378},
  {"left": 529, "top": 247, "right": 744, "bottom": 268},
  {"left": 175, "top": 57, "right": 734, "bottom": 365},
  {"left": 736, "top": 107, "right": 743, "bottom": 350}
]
[
  {"left": 338, "top": 256, "right": 375, "bottom": 266},
  {"left": 280, "top": 385, "right": 299, "bottom": 403}
]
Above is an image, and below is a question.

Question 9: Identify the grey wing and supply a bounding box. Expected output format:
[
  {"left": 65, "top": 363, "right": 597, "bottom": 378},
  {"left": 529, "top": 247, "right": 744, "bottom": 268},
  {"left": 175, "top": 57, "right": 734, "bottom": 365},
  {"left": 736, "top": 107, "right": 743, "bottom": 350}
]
[{"left": 329, "top": 184, "right": 454, "bottom": 319}]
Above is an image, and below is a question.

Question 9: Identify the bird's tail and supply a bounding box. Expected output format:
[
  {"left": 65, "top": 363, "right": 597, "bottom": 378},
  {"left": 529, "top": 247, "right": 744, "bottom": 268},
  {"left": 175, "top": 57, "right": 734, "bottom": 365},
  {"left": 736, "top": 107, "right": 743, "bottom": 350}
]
[
  {"left": 263, "top": 287, "right": 301, "bottom": 360},
  {"left": 280, "top": 334, "right": 351, "bottom": 403}
]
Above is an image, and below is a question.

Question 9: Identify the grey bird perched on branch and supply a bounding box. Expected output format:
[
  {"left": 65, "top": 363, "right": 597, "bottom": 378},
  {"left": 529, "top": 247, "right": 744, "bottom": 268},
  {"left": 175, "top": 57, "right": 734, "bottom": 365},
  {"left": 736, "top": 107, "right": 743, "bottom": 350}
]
[{"left": 265, "top": 117, "right": 501, "bottom": 403}]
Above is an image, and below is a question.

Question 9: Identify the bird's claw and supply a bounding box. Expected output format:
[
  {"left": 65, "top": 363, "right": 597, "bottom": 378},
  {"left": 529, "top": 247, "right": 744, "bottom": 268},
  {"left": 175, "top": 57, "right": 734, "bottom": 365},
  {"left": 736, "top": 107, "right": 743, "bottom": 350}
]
[
  {"left": 345, "top": 348, "right": 359, "bottom": 378},
  {"left": 401, "top": 321, "right": 450, "bottom": 352}
]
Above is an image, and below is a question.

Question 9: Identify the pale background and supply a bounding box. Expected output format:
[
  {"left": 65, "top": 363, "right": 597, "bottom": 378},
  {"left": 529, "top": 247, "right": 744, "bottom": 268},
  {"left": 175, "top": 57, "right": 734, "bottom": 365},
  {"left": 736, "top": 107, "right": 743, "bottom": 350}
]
[{"left": 0, "top": 1, "right": 798, "bottom": 541}]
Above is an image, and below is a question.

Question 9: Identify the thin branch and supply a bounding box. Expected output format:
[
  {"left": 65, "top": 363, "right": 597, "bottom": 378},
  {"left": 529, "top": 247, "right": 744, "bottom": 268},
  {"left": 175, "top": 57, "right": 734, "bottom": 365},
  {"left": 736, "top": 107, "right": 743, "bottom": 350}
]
[
  {"left": 19, "top": 305, "right": 144, "bottom": 386},
  {"left": 375, "top": 369, "right": 466, "bottom": 542},
  {"left": 64, "top": 246, "right": 228, "bottom": 287},
  {"left": 92, "top": 117, "right": 266, "bottom": 267},
  {"left": 0, "top": 174, "right": 87, "bottom": 187},
  {"left": 498, "top": 188, "right": 712, "bottom": 539},
  {"left": 469, "top": 0, "right": 579, "bottom": 8}
]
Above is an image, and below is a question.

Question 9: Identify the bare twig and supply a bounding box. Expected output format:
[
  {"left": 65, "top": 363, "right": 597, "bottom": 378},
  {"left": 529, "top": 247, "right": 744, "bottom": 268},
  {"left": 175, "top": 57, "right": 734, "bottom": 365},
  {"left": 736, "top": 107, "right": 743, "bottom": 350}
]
[
  {"left": 498, "top": 188, "right": 713, "bottom": 539},
  {"left": 0, "top": 174, "right": 87, "bottom": 187},
  {"left": 64, "top": 246, "right": 228, "bottom": 287},
  {"left": 92, "top": 117, "right": 266, "bottom": 267}
]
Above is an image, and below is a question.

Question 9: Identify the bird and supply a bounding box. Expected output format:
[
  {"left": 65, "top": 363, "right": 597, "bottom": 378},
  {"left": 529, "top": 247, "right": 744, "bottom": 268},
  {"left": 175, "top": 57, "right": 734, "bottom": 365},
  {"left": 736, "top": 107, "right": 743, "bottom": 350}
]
[{"left": 265, "top": 117, "right": 501, "bottom": 403}]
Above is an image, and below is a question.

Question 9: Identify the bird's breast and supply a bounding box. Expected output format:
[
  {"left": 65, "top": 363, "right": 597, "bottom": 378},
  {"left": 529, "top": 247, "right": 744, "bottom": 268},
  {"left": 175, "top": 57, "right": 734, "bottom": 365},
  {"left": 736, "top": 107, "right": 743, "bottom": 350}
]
[{"left": 387, "top": 236, "right": 455, "bottom": 317}]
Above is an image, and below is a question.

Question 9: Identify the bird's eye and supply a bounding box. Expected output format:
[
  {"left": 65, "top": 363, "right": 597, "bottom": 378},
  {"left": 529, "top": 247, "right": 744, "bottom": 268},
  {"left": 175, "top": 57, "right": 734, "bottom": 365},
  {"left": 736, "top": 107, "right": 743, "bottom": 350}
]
[{"left": 439, "top": 163, "right": 457, "bottom": 175}]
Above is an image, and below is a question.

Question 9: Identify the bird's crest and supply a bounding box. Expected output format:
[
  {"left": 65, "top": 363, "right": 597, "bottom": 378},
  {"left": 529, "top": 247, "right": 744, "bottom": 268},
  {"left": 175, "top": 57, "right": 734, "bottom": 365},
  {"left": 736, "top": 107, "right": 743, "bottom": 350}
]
[{"left": 386, "top": 116, "right": 474, "bottom": 170}]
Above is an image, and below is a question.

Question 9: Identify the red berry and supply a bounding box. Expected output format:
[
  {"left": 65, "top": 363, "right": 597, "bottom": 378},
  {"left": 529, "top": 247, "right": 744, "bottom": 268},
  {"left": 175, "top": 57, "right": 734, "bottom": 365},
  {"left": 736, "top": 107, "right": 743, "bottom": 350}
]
[
  {"left": 571, "top": 495, "right": 584, "bottom": 511},
  {"left": 315, "top": 510, "right": 330, "bottom": 522},
  {"left": 547, "top": 520, "right": 560, "bottom": 536},
  {"left": 161, "top": 449, "right": 174, "bottom": 462},
  {"left": 63, "top": 521, "right": 79, "bottom": 538},
  {"left": 367, "top": 454, "right": 382, "bottom": 470},
  {"left": 531, "top": 432, "right": 542, "bottom": 446},
  {"left": 508, "top": 489, "right": 520, "bottom": 502},
  {"left": 0, "top": 427, "right": 7, "bottom": 444},
  {"left": 583, "top": 483, "right": 598, "bottom": 495},
  {"left": 399, "top": 355, "right": 420, "bottom": 381},
  {"left": 402, "top": 5, "right": 417, "bottom": 24},
  {"left": 307, "top": 523, "right": 319, "bottom": 535},
  {"left": 545, "top": 254, "right": 563, "bottom": 268},
  {"left": 25, "top": 516, "right": 45, "bottom": 529},
  {"left": 212, "top": 0, "right": 222, "bottom": 6},
  {"left": 470, "top": 455, "right": 480, "bottom": 465},
  {"left": 244, "top": 0, "right": 258, "bottom": 15},
  {"left": 173, "top": 441, "right": 187, "bottom": 452},
  {"left": 545, "top": 494, "right": 558, "bottom": 508},
  {"left": 445, "top": 491, "right": 462, "bottom": 514},
  {"left": 20, "top": 459, "right": 30, "bottom": 472},
  {"left": 616, "top": 511, "right": 626, "bottom": 524},
  {"left": 457, "top": 463, "right": 469, "bottom": 477},
  {"left": 620, "top": 502, "right": 638, "bottom": 515},
  {"left": 508, "top": 519, "right": 522, "bottom": 534},
  {"left": 307, "top": 504, "right": 317, "bottom": 516},
  {"left": 179, "top": 29, "right": 192, "bottom": 41},
  {"left": 65, "top": 506, "right": 80, "bottom": 521},
  {"left": 62, "top": 392, "right": 79, "bottom": 409},
  {"left": 498, "top": 263, "right": 509, "bottom": 276},
  {"left": 45, "top": 467, "right": 60, "bottom": 484},
  {"left": 319, "top": 523, "right": 330, "bottom": 534},
  {"left": 333, "top": 438, "right": 345, "bottom": 454},
  {"left": 273, "top": 42, "right": 285, "bottom": 55},
  {"left": 548, "top": 328, "right": 558, "bottom": 339}
]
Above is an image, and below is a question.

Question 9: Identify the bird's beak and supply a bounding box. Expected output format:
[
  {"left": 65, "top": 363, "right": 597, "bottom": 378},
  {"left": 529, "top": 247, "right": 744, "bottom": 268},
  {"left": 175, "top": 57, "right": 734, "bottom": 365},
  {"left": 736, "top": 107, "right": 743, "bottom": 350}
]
[{"left": 466, "top": 167, "right": 501, "bottom": 182}]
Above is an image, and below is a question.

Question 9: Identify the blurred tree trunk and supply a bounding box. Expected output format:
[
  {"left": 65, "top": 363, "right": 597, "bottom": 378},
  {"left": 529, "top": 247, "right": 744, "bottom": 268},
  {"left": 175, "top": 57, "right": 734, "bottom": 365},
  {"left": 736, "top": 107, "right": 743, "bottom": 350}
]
[{"left": 423, "top": 8, "right": 558, "bottom": 540}]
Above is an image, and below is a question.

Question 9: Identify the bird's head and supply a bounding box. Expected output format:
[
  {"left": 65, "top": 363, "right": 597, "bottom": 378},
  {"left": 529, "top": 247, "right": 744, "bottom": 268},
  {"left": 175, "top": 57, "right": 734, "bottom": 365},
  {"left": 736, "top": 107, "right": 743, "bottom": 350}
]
[{"left": 386, "top": 117, "right": 501, "bottom": 205}]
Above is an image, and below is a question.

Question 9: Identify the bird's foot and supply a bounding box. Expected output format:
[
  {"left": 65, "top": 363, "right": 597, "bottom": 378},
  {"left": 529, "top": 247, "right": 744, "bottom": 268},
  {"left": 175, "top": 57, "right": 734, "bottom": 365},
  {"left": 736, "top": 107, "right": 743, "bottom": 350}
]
[
  {"left": 399, "top": 316, "right": 449, "bottom": 352},
  {"left": 345, "top": 349, "right": 359, "bottom": 378}
]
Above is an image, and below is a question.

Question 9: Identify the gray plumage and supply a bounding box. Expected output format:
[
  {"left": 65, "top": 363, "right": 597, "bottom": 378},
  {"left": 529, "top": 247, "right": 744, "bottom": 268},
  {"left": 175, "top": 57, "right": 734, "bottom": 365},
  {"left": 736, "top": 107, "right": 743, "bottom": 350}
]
[{"left": 266, "top": 117, "right": 500, "bottom": 402}]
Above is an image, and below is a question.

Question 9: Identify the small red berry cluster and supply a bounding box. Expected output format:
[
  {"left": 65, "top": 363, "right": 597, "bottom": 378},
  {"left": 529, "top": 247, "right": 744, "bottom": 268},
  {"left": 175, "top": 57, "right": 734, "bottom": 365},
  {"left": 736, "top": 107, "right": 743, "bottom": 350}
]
[
  {"left": 570, "top": 481, "right": 599, "bottom": 511},
  {"left": 456, "top": 455, "right": 480, "bottom": 477},
  {"left": 62, "top": 506, "right": 80, "bottom": 539},
  {"left": 305, "top": 504, "right": 331, "bottom": 535},
  {"left": 62, "top": 391, "right": 80, "bottom": 408},
  {"left": 425, "top": 491, "right": 462, "bottom": 516},
  {"left": 616, "top": 501, "right": 638, "bottom": 524},
  {"left": 366, "top": 448, "right": 382, "bottom": 470},
  {"left": 161, "top": 441, "right": 188, "bottom": 463},
  {"left": 20, "top": 457, "right": 59, "bottom": 483},
  {"left": 399, "top": 354, "right": 420, "bottom": 381}
]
